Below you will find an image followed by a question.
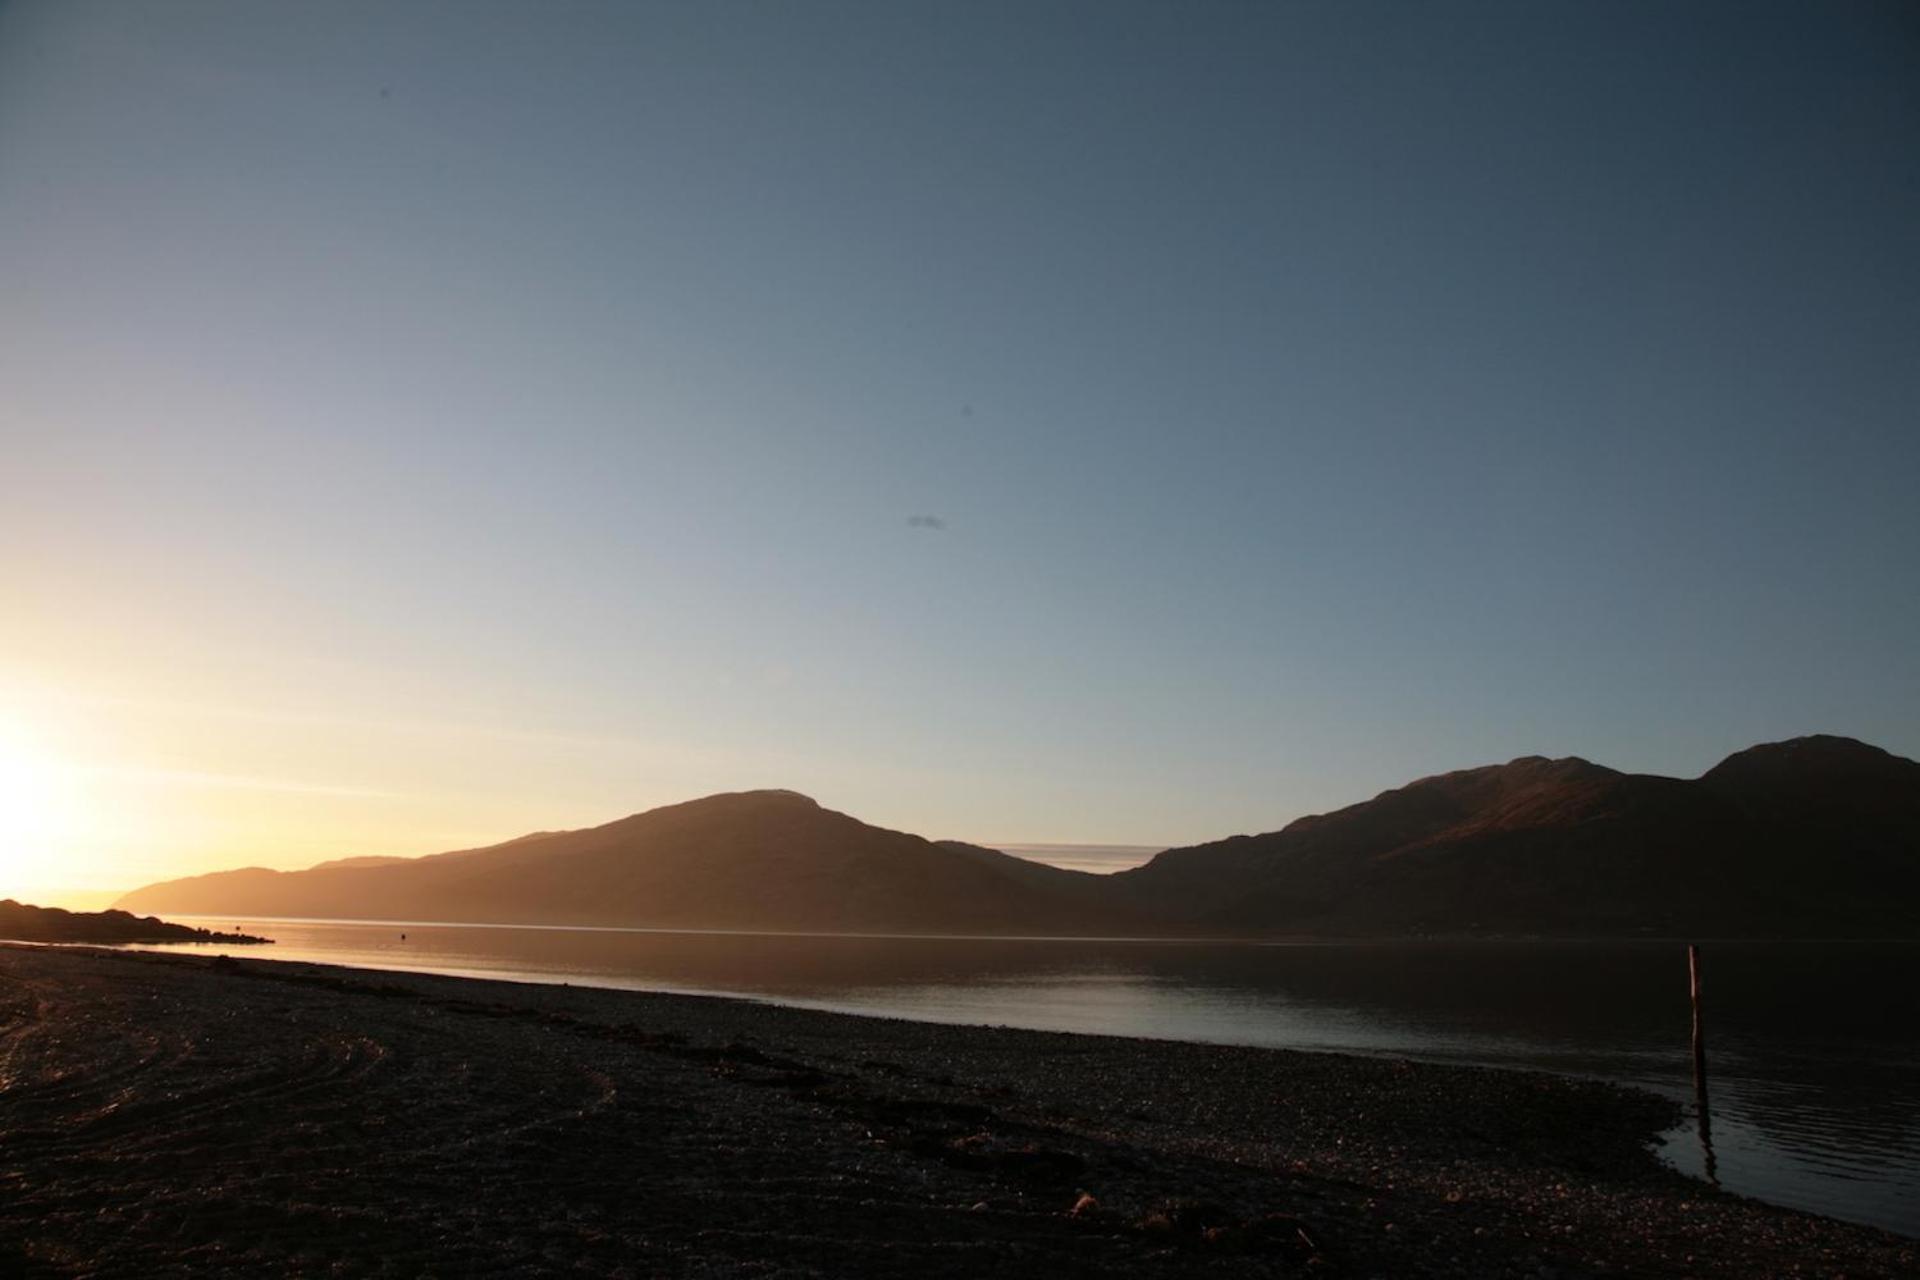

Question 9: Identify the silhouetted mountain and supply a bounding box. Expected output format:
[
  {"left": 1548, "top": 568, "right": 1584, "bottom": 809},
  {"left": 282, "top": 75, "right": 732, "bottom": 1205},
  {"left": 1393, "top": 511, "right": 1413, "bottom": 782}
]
[
  {"left": 1112, "top": 736, "right": 1920, "bottom": 937},
  {"left": 116, "top": 739, "right": 1919, "bottom": 938},
  {"left": 117, "top": 790, "right": 1144, "bottom": 935},
  {"left": 0, "top": 900, "right": 268, "bottom": 945}
]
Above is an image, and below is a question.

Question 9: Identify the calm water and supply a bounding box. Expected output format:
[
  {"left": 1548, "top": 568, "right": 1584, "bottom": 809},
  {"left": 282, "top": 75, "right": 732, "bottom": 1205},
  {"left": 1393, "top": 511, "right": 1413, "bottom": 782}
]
[{"left": 143, "top": 920, "right": 1919, "bottom": 1238}]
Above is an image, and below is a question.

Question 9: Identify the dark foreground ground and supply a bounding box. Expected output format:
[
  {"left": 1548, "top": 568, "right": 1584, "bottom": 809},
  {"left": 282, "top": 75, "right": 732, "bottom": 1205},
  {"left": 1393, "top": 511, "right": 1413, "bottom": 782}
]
[{"left": 0, "top": 947, "right": 1910, "bottom": 1278}]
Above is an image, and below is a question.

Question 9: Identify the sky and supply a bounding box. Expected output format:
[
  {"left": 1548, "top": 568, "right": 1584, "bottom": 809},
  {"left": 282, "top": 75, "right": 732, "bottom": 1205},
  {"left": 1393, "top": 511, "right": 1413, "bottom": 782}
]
[{"left": 2, "top": 1, "right": 1917, "bottom": 907}]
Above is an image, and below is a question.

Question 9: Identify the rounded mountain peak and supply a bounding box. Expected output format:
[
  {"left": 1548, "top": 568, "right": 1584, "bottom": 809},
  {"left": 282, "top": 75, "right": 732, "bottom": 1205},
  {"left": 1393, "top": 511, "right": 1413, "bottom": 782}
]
[
  {"left": 1704, "top": 735, "right": 1905, "bottom": 782},
  {"left": 660, "top": 788, "right": 820, "bottom": 805},
  {"left": 725, "top": 788, "right": 819, "bottom": 805}
]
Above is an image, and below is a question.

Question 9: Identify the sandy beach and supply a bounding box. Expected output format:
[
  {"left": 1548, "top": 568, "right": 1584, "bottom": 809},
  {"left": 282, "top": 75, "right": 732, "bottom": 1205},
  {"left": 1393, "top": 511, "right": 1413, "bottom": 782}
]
[{"left": 0, "top": 945, "right": 1910, "bottom": 1278}]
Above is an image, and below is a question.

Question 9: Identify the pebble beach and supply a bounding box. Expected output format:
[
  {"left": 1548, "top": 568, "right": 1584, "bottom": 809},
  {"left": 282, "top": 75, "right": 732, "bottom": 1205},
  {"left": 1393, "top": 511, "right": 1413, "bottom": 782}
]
[{"left": 0, "top": 945, "right": 1910, "bottom": 1277}]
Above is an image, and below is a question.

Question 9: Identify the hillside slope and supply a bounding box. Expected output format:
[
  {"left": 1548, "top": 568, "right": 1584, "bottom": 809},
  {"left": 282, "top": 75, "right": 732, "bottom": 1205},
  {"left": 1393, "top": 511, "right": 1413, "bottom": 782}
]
[
  {"left": 117, "top": 790, "right": 1137, "bottom": 936},
  {"left": 1112, "top": 736, "right": 1920, "bottom": 936}
]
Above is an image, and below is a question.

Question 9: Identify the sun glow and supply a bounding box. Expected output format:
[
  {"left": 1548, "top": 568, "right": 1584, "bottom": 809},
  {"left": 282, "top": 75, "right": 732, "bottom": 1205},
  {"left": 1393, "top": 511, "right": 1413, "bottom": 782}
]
[{"left": 0, "top": 723, "right": 80, "bottom": 898}]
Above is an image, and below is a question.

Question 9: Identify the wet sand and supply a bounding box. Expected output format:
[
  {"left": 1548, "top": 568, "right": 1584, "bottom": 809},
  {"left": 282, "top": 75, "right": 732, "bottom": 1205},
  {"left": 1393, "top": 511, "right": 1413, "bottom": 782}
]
[{"left": 0, "top": 946, "right": 1910, "bottom": 1278}]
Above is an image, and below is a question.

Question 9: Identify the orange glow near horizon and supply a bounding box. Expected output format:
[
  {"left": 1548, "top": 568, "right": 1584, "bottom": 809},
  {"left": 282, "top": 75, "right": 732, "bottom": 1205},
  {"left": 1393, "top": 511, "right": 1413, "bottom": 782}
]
[
  {"left": 0, "top": 673, "right": 1158, "bottom": 914},
  {"left": 0, "top": 720, "right": 85, "bottom": 904},
  {"left": 0, "top": 686, "right": 535, "bottom": 911}
]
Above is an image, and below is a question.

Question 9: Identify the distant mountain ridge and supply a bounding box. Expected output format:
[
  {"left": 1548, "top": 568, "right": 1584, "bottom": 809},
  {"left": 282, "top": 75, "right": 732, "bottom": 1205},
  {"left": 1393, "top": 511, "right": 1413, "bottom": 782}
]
[
  {"left": 117, "top": 790, "right": 1145, "bottom": 937},
  {"left": 1110, "top": 735, "right": 1920, "bottom": 937},
  {"left": 117, "top": 736, "right": 1920, "bottom": 938}
]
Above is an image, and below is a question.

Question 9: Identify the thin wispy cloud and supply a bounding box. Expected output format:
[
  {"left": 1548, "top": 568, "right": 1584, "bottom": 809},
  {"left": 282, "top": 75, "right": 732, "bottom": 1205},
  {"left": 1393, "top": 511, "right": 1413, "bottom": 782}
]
[
  {"left": 10, "top": 684, "right": 687, "bottom": 759},
  {"left": 91, "top": 765, "right": 398, "bottom": 799},
  {"left": 906, "top": 515, "right": 947, "bottom": 531}
]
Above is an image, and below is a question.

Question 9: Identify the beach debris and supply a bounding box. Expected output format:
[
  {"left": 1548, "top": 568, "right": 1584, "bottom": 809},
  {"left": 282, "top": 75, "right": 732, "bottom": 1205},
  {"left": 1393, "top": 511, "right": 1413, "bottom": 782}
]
[
  {"left": 1138, "top": 1198, "right": 1233, "bottom": 1239},
  {"left": 1136, "top": 1201, "right": 1325, "bottom": 1258}
]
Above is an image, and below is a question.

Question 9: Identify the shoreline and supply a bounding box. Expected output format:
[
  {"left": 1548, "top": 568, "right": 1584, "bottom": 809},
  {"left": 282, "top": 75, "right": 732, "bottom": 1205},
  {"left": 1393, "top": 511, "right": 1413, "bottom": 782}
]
[
  {"left": 0, "top": 900, "right": 270, "bottom": 947},
  {"left": 112, "top": 909, "right": 1920, "bottom": 944},
  {"left": 1, "top": 945, "right": 1911, "bottom": 1277}
]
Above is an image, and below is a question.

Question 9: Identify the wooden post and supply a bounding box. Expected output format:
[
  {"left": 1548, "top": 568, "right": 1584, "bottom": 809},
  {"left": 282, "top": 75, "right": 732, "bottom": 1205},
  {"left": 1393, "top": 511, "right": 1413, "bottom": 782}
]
[
  {"left": 1689, "top": 943, "right": 1708, "bottom": 1098},
  {"left": 1689, "top": 942, "right": 1717, "bottom": 1183}
]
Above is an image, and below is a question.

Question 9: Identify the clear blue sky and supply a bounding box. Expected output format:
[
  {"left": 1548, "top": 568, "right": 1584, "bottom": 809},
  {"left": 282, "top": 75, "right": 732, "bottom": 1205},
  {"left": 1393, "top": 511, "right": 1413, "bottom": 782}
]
[{"left": 2, "top": 1, "right": 1916, "bottom": 890}]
